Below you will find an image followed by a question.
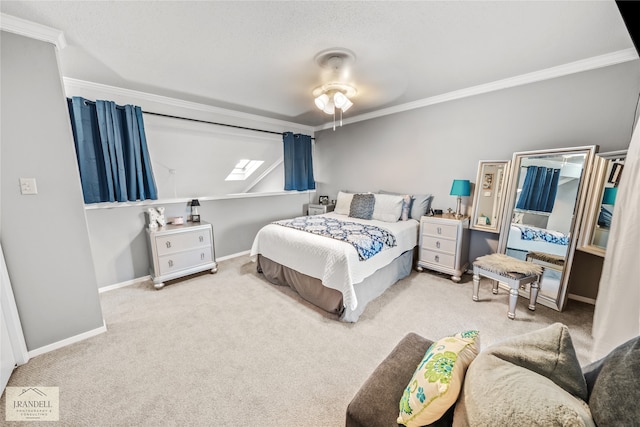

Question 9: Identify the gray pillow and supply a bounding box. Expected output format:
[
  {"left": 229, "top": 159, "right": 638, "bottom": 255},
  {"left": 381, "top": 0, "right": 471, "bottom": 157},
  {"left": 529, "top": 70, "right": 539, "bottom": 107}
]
[
  {"left": 410, "top": 194, "right": 433, "bottom": 220},
  {"left": 349, "top": 193, "right": 375, "bottom": 220},
  {"left": 453, "top": 323, "right": 593, "bottom": 426},
  {"left": 586, "top": 336, "right": 640, "bottom": 425}
]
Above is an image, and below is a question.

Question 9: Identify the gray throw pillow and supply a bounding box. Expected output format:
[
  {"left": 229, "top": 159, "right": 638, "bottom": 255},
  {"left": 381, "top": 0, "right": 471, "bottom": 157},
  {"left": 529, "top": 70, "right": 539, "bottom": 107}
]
[
  {"left": 586, "top": 336, "right": 640, "bottom": 425},
  {"left": 349, "top": 193, "right": 375, "bottom": 220},
  {"left": 410, "top": 194, "right": 433, "bottom": 220},
  {"left": 453, "top": 323, "right": 593, "bottom": 426}
]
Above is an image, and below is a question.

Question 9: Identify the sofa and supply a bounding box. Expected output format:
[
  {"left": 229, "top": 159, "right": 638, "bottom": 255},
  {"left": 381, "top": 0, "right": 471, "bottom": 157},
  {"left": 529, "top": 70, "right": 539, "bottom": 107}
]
[{"left": 346, "top": 323, "right": 640, "bottom": 427}]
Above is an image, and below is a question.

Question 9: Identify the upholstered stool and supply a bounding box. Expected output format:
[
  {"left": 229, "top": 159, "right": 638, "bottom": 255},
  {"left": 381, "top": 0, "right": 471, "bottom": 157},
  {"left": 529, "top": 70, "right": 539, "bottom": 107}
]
[{"left": 472, "top": 253, "right": 543, "bottom": 320}]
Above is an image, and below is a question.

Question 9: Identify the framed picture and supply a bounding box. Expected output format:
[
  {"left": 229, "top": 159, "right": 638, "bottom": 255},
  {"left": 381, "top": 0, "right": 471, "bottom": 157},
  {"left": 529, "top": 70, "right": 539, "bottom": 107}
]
[
  {"left": 318, "top": 195, "right": 329, "bottom": 205},
  {"left": 482, "top": 173, "right": 494, "bottom": 190},
  {"left": 608, "top": 162, "right": 623, "bottom": 185}
]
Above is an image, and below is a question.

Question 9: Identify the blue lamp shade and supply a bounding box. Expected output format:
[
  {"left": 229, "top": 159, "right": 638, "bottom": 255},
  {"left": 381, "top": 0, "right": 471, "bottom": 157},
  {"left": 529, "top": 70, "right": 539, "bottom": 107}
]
[
  {"left": 450, "top": 180, "right": 471, "bottom": 197},
  {"left": 602, "top": 187, "right": 618, "bottom": 205}
]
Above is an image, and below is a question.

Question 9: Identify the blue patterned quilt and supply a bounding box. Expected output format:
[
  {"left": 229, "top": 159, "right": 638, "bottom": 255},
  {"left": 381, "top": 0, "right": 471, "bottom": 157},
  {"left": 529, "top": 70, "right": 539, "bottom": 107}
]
[
  {"left": 513, "top": 224, "right": 569, "bottom": 246},
  {"left": 274, "top": 216, "right": 396, "bottom": 261}
]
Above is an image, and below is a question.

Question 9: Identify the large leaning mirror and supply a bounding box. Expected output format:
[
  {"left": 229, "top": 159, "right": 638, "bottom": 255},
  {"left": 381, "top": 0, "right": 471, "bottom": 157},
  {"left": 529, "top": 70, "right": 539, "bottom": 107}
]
[
  {"left": 471, "top": 160, "right": 510, "bottom": 233},
  {"left": 578, "top": 150, "right": 626, "bottom": 257},
  {"left": 498, "top": 145, "right": 598, "bottom": 311}
]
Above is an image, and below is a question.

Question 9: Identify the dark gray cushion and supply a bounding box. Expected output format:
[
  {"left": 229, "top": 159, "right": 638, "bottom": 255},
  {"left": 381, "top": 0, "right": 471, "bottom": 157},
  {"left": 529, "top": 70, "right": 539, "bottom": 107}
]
[
  {"left": 349, "top": 193, "right": 375, "bottom": 220},
  {"left": 586, "top": 335, "right": 640, "bottom": 425},
  {"left": 346, "top": 333, "right": 454, "bottom": 427}
]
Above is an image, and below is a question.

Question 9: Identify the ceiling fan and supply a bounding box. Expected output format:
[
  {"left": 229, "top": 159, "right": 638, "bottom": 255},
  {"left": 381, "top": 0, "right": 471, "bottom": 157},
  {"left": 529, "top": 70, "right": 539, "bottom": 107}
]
[{"left": 312, "top": 48, "right": 358, "bottom": 129}]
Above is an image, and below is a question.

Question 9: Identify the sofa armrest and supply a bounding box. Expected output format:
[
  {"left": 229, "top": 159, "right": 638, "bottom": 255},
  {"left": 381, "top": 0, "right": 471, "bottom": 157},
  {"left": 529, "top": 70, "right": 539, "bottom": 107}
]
[{"left": 346, "top": 332, "right": 433, "bottom": 427}]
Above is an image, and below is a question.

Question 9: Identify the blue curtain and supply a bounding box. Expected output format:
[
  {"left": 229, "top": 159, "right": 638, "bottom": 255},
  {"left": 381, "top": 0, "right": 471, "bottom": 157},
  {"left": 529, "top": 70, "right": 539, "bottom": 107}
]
[
  {"left": 516, "top": 166, "right": 560, "bottom": 213},
  {"left": 67, "top": 97, "right": 157, "bottom": 203},
  {"left": 283, "top": 132, "right": 315, "bottom": 191}
]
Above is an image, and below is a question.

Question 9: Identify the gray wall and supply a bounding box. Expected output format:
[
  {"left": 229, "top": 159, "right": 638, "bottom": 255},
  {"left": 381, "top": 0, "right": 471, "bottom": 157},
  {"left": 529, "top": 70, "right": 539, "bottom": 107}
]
[
  {"left": 1, "top": 31, "right": 104, "bottom": 350},
  {"left": 314, "top": 60, "right": 640, "bottom": 299},
  {"left": 86, "top": 192, "right": 311, "bottom": 287}
]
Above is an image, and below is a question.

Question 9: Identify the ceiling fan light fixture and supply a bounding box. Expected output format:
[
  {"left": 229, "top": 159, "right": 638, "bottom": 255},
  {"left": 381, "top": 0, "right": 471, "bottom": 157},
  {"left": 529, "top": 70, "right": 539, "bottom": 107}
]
[
  {"left": 339, "top": 96, "right": 353, "bottom": 112},
  {"left": 312, "top": 83, "right": 357, "bottom": 115},
  {"left": 333, "top": 91, "right": 349, "bottom": 109},
  {"left": 323, "top": 100, "right": 335, "bottom": 114},
  {"left": 314, "top": 93, "right": 330, "bottom": 110}
]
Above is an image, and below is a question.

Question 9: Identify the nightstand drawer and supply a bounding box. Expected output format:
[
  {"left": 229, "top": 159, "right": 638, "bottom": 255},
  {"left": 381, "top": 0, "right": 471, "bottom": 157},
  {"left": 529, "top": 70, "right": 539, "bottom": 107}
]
[
  {"left": 308, "top": 206, "right": 326, "bottom": 215},
  {"left": 420, "top": 249, "right": 455, "bottom": 269},
  {"left": 158, "top": 247, "right": 213, "bottom": 275},
  {"left": 421, "top": 222, "right": 458, "bottom": 239},
  {"left": 155, "top": 230, "right": 211, "bottom": 256},
  {"left": 308, "top": 204, "right": 335, "bottom": 216},
  {"left": 421, "top": 236, "right": 456, "bottom": 254}
]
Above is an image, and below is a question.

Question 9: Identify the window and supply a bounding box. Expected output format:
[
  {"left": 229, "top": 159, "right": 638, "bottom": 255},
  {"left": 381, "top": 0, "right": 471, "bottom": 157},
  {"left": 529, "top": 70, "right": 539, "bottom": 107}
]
[{"left": 225, "top": 159, "right": 264, "bottom": 181}]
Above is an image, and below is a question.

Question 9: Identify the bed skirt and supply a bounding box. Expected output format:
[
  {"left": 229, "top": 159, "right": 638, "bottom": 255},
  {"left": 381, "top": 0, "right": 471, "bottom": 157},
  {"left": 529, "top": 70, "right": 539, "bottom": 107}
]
[{"left": 257, "top": 248, "right": 415, "bottom": 322}]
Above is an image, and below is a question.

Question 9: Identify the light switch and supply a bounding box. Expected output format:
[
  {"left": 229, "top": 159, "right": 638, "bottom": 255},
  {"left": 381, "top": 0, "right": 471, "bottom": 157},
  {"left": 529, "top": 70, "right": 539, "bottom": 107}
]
[{"left": 19, "top": 178, "right": 38, "bottom": 195}]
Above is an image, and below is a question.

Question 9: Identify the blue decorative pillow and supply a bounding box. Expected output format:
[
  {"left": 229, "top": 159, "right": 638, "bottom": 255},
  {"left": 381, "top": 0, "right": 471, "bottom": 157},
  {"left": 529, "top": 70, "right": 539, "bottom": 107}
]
[{"left": 349, "top": 193, "right": 375, "bottom": 220}]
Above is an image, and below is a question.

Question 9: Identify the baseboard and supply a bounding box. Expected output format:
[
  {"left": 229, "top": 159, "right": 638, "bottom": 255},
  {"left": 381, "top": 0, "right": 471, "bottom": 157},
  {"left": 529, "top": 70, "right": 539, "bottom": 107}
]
[
  {"left": 98, "top": 251, "right": 251, "bottom": 293},
  {"left": 217, "top": 250, "right": 250, "bottom": 262},
  {"left": 98, "top": 275, "right": 150, "bottom": 293},
  {"left": 568, "top": 294, "right": 596, "bottom": 305},
  {"left": 28, "top": 320, "right": 107, "bottom": 359}
]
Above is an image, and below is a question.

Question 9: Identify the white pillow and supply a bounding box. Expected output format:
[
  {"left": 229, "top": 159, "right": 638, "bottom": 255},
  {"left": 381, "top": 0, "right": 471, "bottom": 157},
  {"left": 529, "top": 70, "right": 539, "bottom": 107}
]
[
  {"left": 334, "top": 191, "right": 354, "bottom": 215},
  {"left": 372, "top": 194, "right": 404, "bottom": 222}
]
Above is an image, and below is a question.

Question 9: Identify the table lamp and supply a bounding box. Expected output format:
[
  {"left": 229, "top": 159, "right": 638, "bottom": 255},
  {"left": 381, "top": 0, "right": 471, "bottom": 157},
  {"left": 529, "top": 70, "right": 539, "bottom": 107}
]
[
  {"left": 450, "top": 179, "right": 471, "bottom": 219},
  {"left": 602, "top": 187, "right": 617, "bottom": 205},
  {"left": 191, "top": 199, "right": 201, "bottom": 222}
]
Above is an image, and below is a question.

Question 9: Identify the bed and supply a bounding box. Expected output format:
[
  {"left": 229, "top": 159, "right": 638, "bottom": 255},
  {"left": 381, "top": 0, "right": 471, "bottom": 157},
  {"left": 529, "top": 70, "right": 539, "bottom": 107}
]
[
  {"left": 250, "top": 192, "right": 424, "bottom": 322},
  {"left": 506, "top": 223, "right": 569, "bottom": 259}
]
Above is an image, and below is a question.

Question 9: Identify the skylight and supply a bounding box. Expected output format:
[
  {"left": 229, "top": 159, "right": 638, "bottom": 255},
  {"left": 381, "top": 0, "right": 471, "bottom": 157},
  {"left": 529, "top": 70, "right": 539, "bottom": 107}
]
[{"left": 225, "top": 159, "right": 264, "bottom": 181}]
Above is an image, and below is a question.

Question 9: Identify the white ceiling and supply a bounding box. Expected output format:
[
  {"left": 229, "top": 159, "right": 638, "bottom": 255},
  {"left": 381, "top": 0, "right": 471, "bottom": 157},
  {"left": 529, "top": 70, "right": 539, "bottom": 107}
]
[{"left": 1, "top": 1, "right": 635, "bottom": 127}]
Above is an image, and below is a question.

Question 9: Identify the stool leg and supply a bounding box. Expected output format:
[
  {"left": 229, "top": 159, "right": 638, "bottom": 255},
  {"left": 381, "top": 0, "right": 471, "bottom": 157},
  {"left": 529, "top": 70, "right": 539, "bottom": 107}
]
[
  {"left": 529, "top": 279, "right": 540, "bottom": 311},
  {"left": 472, "top": 273, "right": 480, "bottom": 302},
  {"left": 492, "top": 280, "right": 499, "bottom": 295},
  {"left": 508, "top": 288, "right": 518, "bottom": 320}
]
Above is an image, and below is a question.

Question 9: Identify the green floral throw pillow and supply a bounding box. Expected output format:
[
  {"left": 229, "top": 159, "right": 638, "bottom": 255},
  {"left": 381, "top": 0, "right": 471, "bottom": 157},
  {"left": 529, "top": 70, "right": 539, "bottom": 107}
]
[{"left": 398, "top": 330, "right": 480, "bottom": 427}]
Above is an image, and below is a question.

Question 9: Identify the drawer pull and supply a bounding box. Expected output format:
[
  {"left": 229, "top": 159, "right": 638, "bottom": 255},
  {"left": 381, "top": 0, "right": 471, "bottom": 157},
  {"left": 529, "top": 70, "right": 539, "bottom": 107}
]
[
  {"left": 199, "top": 235, "right": 204, "bottom": 243},
  {"left": 437, "top": 227, "right": 442, "bottom": 234},
  {"left": 168, "top": 260, "right": 174, "bottom": 267},
  {"left": 166, "top": 241, "right": 172, "bottom": 249},
  {"left": 434, "top": 255, "right": 440, "bottom": 263},
  {"left": 201, "top": 253, "right": 205, "bottom": 260},
  {"left": 436, "top": 241, "right": 441, "bottom": 249}
]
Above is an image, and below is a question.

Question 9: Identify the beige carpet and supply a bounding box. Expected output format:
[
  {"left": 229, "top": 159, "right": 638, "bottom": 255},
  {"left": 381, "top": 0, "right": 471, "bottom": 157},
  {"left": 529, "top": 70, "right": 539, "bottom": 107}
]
[{"left": 1, "top": 255, "right": 594, "bottom": 426}]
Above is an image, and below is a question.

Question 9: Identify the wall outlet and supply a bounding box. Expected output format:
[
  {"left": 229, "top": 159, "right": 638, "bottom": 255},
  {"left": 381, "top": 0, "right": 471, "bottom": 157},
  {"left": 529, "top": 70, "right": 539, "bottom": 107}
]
[{"left": 19, "top": 178, "right": 38, "bottom": 195}]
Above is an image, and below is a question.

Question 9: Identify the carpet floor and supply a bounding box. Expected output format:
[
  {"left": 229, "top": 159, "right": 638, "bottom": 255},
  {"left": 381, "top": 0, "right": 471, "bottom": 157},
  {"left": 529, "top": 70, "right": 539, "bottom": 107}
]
[{"left": 1, "top": 255, "right": 594, "bottom": 426}]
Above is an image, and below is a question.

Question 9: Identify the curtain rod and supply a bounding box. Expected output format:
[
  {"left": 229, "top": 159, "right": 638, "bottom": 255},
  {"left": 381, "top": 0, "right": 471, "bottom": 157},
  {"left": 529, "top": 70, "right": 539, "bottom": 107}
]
[
  {"left": 143, "top": 111, "right": 315, "bottom": 140},
  {"left": 68, "top": 98, "right": 314, "bottom": 140}
]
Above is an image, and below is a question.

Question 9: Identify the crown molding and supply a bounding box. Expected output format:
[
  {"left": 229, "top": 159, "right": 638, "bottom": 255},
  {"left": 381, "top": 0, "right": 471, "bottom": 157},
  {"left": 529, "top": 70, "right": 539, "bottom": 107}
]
[
  {"left": 314, "top": 48, "right": 639, "bottom": 132},
  {"left": 0, "top": 13, "right": 66, "bottom": 50},
  {"left": 63, "top": 78, "right": 315, "bottom": 134}
]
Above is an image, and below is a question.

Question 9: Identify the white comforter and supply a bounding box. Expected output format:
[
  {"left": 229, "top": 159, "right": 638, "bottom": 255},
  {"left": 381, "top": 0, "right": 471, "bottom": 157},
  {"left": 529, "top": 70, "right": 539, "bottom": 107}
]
[{"left": 250, "top": 213, "right": 419, "bottom": 310}]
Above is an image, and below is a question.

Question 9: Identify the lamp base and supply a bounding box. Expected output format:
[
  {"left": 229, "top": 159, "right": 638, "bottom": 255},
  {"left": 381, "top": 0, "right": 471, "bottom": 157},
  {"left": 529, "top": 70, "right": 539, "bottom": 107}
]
[{"left": 454, "top": 196, "right": 463, "bottom": 219}]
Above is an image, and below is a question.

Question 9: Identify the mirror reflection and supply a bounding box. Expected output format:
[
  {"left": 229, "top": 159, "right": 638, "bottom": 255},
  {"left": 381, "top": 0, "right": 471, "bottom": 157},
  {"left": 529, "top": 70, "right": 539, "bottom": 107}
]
[
  {"left": 471, "top": 161, "right": 510, "bottom": 233},
  {"left": 499, "top": 146, "right": 597, "bottom": 311},
  {"left": 578, "top": 150, "right": 626, "bottom": 256}
]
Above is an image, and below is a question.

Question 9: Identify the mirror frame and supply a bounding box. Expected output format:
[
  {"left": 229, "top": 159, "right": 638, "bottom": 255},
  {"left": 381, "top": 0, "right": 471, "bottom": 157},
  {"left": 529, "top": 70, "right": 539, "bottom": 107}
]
[
  {"left": 498, "top": 145, "right": 598, "bottom": 312},
  {"left": 470, "top": 160, "right": 511, "bottom": 233},
  {"left": 577, "top": 150, "right": 627, "bottom": 257}
]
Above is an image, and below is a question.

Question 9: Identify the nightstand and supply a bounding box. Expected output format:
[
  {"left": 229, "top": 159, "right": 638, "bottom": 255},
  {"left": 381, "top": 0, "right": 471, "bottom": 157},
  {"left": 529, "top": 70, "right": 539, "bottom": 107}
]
[
  {"left": 308, "top": 203, "right": 335, "bottom": 215},
  {"left": 416, "top": 214, "right": 470, "bottom": 282},
  {"left": 146, "top": 221, "right": 218, "bottom": 289}
]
